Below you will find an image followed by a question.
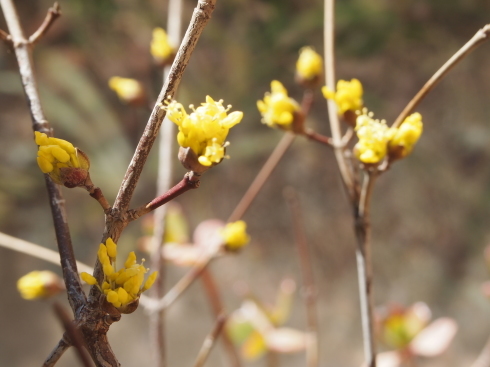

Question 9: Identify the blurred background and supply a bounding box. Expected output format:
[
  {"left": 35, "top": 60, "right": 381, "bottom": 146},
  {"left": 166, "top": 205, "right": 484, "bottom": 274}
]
[{"left": 1, "top": 0, "right": 490, "bottom": 366}]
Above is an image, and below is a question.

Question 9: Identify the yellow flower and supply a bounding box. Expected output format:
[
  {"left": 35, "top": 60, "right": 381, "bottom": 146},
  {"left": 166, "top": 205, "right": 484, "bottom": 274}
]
[
  {"left": 388, "top": 113, "right": 423, "bottom": 159},
  {"left": 108, "top": 77, "right": 145, "bottom": 104},
  {"left": 354, "top": 112, "right": 391, "bottom": 164},
  {"left": 35, "top": 131, "right": 90, "bottom": 187},
  {"left": 257, "top": 81, "right": 300, "bottom": 129},
  {"left": 81, "top": 238, "right": 158, "bottom": 313},
  {"left": 322, "top": 79, "right": 363, "bottom": 114},
  {"left": 17, "top": 271, "right": 63, "bottom": 300},
  {"left": 296, "top": 47, "right": 323, "bottom": 81},
  {"left": 221, "top": 220, "right": 250, "bottom": 250},
  {"left": 150, "top": 27, "right": 175, "bottom": 64},
  {"left": 165, "top": 96, "right": 243, "bottom": 167}
]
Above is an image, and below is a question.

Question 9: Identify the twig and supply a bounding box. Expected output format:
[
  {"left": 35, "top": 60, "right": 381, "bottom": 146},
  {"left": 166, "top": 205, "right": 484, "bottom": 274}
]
[
  {"left": 42, "top": 338, "right": 71, "bottom": 367},
  {"left": 193, "top": 313, "right": 227, "bottom": 367},
  {"left": 148, "top": 0, "right": 183, "bottom": 364},
  {"left": 0, "top": 231, "right": 93, "bottom": 273},
  {"left": 112, "top": 0, "right": 217, "bottom": 214},
  {"left": 201, "top": 269, "right": 242, "bottom": 367},
  {"left": 129, "top": 174, "right": 200, "bottom": 220},
  {"left": 324, "top": 0, "right": 357, "bottom": 201},
  {"left": 0, "top": 0, "right": 86, "bottom": 314},
  {"left": 303, "top": 129, "right": 333, "bottom": 147},
  {"left": 283, "top": 188, "right": 319, "bottom": 367},
  {"left": 0, "top": 27, "right": 12, "bottom": 46},
  {"left": 354, "top": 172, "right": 377, "bottom": 367},
  {"left": 392, "top": 24, "right": 490, "bottom": 128},
  {"left": 470, "top": 334, "right": 490, "bottom": 367},
  {"left": 83, "top": 175, "right": 111, "bottom": 214},
  {"left": 228, "top": 132, "right": 295, "bottom": 222},
  {"left": 53, "top": 302, "right": 94, "bottom": 367},
  {"left": 28, "top": 2, "right": 61, "bottom": 44}
]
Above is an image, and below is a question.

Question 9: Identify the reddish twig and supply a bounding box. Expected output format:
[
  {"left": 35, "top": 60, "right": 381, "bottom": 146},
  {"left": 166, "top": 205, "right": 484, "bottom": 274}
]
[
  {"left": 193, "top": 313, "right": 228, "bottom": 367},
  {"left": 284, "top": 188, "right": 319, "bottom": 367},
  {"left": 28, "top": 2, "right": 61, "bottom": 44},
  {"left": 53, "top": 302, "right": 94, "bottom": 367},
  {"left": 0, "top": 27, "right": 12, "bottom": 46},
  {"left": 303, "top": 129, "right": 333, "bottom": 147},
  {"left": 83, "top": 175, "right": 111, "bottom": 214},
  {"left": 42, "top": 338, "right": 71, "bottom": 367},
  {"left": 392, "top": 24, "right": 490, "bottom": 128}
]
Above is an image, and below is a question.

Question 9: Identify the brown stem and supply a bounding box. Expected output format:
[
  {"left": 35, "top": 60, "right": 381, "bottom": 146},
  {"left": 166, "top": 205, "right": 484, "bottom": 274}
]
[
  {"left": 392, "top": 24, "right": 490, "bottom": 128},
  {"left": 28, "top": 2, "right": 61, "bottom": 44},
  {"left": 83, "top": 175, "right": 111, "bottom": 214},
  {"left": 0, "top": 0, "right": 86, "bottom": 314},
  {"left": 284, "top": 188, "right": 319, "bottom": 367},
  {"left": 228, "top": 132, "right": 295, "bottom": 222},
  {"left": 354, "top": 172, "right": 377, "bottom": 367},
  {"left": 470, "top": 334, "right": 490, "bottom": 367},
  {"left": 0, "top": 27, "right": 11, "bottom": 46},
  {"left": 42, "top": 338, "right": 71, "bottom": 367},
  {"left": 193, "top": 313, "right": 228, "bottom": 367},
  {"left": 303, "top": 129, "right": 333, "bottom": 147},
  {"left": 201, "top": 269, "right": 242, "bottom": 367},
  {"left": 112, "top": 0, "right": 217, "bottom": 214},
  {"left": 130, "top": 174, "right": 200, "bottom": 220},
  {"left": 53, "top": 302, "right": 93, "bottom": 367}
]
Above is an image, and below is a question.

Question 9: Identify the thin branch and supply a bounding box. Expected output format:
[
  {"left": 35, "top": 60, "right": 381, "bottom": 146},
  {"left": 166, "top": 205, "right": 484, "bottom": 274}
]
[
  {"left": 148, "top": 0, "right": 183, "bottom": 364},
  {"left": 193, "top": 313, "right": 228, "bottom": 367},
  {"left": 0, "top": 0, "right": 86, "bottom": 314},
  {"left": 0, "top": 231, "right": 93, "bottom": 273},
  {"left": 228, "top": 132, "right": 295, "bottom": 222},
  {"left": 283, "top": 188, "right": 319, "bottom": 367},
  {"left": 392, "top": 24, "right": 490, "bottom": 128},
  {"left": 470, "top": 334, "right": 490, "bottom": 367},
  {"left": 129, "top": 174, "right": 200, "bottom": 220},
  {"left": 28, "top": 2, "right": 61, "bottom": 44},
  {"left": 324, "top": 0, "right": 356, "bottom": 201},
  {"left": 83, "top": 175, "right": 111, "bottom": 213},
  {"left": 303, "top": 129, "right": 333, "bottom": 147},
  {"left": 53, "top": 302, "right": 94, "bottom": 367},
  {"left": 201, "top": 269, "right": 242, "bottom": 367},
  {"left": 112, "top": 0, "right": 217, "bottom": 214},
  {"left": 0, "top": 27, "right": 12, "bottom": 46},
  {"left": 42, "top": 338, "right": 71, "bottom": 367},
  {"left": 354, "top": 172, "right": 377, "bottom": 367}
]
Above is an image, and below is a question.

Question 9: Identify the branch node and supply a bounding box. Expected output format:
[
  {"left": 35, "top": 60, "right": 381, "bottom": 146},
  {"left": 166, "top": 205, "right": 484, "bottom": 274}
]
[{"left": 28, "top": 2, "right": 62, "bottom": 45}]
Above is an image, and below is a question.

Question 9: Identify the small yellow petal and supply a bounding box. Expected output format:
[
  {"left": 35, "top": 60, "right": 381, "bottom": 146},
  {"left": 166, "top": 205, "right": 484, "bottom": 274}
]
[
  {"left": 143, "top": 271, "right": 159, "bottom": 291},
  {"left": 81, "top": 272, "right": 98, "bottom": 285},
  {"left": 105, "top": 237, "right": 117, "bottom": 258}
]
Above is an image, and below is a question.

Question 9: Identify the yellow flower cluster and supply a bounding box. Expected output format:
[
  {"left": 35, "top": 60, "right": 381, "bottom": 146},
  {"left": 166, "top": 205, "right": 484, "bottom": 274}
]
[
  {"left": 150, "top": 28, "right": 175, "bottom": 62},
  {"left": 296, "top": 47, "right": 323, "bottom": 81},
  {"left": 322, "top": 78, "right": 363, "bottom": 114},
  {"left": 354, "top": 112, "right": 424, "bottom": 164},
  {"left": 257, "top": 81, "right": 300, "bottom": 129},
  {"left": 165, "top": 96, "right": 243, "bottom": 166},
  {"left": 17, "top": 270, "right": 62, "bottom": 300},
  {"left": 81, "top": 238, "right": 158, "bottom": 310},
  {"left": 388, "top": 113, "right": 423, "bottom": 159},
  {"left": 35, "top": 132, "right": 90, "bottom": 186},
  {"left": 220, "top": 220, "right": 250, "bottom": 250},
  {"left": 109, "top": 77, "right": 144, "bottom": 104}
]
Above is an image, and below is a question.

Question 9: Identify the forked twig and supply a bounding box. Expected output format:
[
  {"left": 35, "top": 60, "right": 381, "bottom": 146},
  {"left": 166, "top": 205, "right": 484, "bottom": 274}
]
[
  {"left": 28, "top": 2, "right": 61, "bottom": 44},
  {"left": 392, "top": 24, "right": 490, "bottom": 128},
  {"left": 193, "top": 313, "right": 228, "bottom": 367}
]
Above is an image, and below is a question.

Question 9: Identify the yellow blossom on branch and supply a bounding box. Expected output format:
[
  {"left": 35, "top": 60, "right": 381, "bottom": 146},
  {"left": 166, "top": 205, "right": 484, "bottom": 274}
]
[
  {"left": 257, "top": 80, "right": 300, "bottom": 129},
  {"left": 354, "top": 112, "right": 391, "bottom": 164},
  {"left": 108, "top": 77, "right": 145, "bottom": 105},
  {"left": 296, "top": 47, "right": 323, "bottom": 81},
  {"left": 165, "top": 96, "right": 243, "bottom": 167},
  {"left": 221, "top": 220, "right": 250, "bottom": 250},
  {"left": 81, "top": 238, "right": 158, "bottom": 313},
  {"left": 388, "top": 113, "right": 423, "bottom": 159},
  {"left": 322, "top": 78, "right": 363, "bottom": 114},
  {"left": 35, "top": 131, "right": 90, "bottom": 188},
  {"left": 150, "top": 27, "right": 176, "bottom": 65},
  {"left": 17, "top": 270, "right": 63, "bottom": 300}
]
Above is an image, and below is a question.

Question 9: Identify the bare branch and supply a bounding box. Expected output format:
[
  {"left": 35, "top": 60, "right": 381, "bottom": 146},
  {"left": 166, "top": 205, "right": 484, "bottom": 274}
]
[
  {"left": 113, "top": 0, "right": 217, "bottom": 214},
  {"left": 0, "top": 27, "right": 12, "bottom": 46},
  {"left": 83, "top": 175, "right": 111, "bottom": 214},
  {"left": 228, "top": 132, "right": 295, "bottom": 222},
  {"left": 193, "top": 313, "right": 227, "bottom": 367},
  {"left": 42, "top": 338, "right": 71, "bottom": 367},
  {"left": 0, "top": 231, "right": 93, "bottom": 273},
  {"left": 53, "top": 303, "right": 94, "bottom": 367},
  {"left": 284, "top": 188, "right": 319, "bottom": 367},
  {"left": 392, "top": 24, "right": 490, "bottom": 128},
  {"left": 28, "top": 2, "right": 61, "bottom": 45},
  {"left": 0, "top": 0, "right": 86, "bottom": 314}
]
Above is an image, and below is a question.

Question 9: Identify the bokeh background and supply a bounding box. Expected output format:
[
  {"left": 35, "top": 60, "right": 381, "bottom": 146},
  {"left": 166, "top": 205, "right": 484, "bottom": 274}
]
[{"left": 1, "top": 0, "right": 490, "bottom": 366}]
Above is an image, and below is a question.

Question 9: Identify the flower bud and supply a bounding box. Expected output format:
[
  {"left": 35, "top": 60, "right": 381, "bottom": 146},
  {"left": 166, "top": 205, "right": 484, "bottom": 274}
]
[
  {"left": 150, "top": 27, "right": 176, "bottom": 67},
  {"left": 17, "top": 270, "right": 64, "bottom": 300},
  {"left": 295, "top": 47, "right": 323, "bottom": 88},
  {"left": 108, "top": 77, "right": 146, "bottom": 106}
]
